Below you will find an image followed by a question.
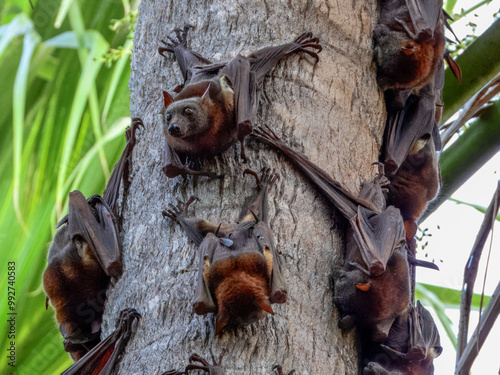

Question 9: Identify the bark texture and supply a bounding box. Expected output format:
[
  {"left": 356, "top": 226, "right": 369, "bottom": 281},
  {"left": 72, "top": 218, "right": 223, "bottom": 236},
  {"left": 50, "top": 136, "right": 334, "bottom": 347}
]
[{"left": 103, "top": 1, "right": 385, "bottom": 374}]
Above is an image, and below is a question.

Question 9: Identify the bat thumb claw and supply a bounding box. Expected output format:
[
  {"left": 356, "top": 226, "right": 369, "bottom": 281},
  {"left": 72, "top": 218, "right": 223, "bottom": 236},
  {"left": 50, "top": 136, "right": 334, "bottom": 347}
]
[
  {"left": 354, "top": 283, "right": 371, "bottom": 292},
  {"left": 215, "top": 313, "right": 230, "bottom": 335},
  {"left": 257, "top": 298, "right": 274, "bottom": 315}
]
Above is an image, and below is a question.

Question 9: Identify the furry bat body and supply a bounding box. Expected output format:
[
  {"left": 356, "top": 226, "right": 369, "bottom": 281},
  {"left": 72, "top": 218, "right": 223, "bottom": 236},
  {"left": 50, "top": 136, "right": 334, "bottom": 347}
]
[
  {"left": 43, "top": 119, "right": 142, "bottom": 360},
  {"left": 374, "top": 0, "right": 454, "bottom": 108},
  {"left": 163, "top": 169, "right": 286, "bottom": 334},
  {"left": 253, "top": 127, "right": 410, "bottom": 341},
  {"left": 364, "top": 301, "right": 442, "bottom": 374},
  {"left": 382, "top": 67, "right": 442, "bottom": 241},
  {"left": 159, "top": 25, "right": 321, "bottom": 178},
  {"left": 62, "top": 308, "right": 141, "bottom": 375}
]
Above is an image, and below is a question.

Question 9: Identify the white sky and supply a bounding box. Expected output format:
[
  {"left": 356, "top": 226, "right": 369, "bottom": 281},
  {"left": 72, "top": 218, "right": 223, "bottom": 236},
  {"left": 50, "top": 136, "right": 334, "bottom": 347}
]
[{"left": 417, "top": 1, "right": 500, "bottom": 373}]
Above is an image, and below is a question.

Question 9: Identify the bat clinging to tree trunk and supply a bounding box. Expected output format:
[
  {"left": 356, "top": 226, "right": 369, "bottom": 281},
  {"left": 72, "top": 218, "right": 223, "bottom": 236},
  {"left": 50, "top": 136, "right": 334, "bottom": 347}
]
[
  {"left": 374, "top": 0, "right": 450, "bottom": 108},
  {"left": 163, "top": 168, "right": 286, "bottom": 335},
  {"left": 381, "top": 82, "right": 441, "bottom": 241},
  {"left": 363, "top": 301, "right": 442, "bottom": 374},
  {"left": 253, "top": 126, "right": 411, "bottom": 341},
  {"left": 379, "top": 38, "right": 451, "bottom": 241},
  {"left": 43, "top": 119, "right": 142, "bottom": 361},
  {"left": 158, "top": 25, "right": 322, "bottom": 179}
]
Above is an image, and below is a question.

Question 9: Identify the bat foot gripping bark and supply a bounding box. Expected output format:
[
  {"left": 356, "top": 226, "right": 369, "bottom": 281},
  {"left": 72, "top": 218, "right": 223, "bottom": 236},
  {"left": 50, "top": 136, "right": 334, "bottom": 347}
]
[
  {"left": 162, "top": 352, "right": 224, "bottom": 375},
  {"left": 162, "top": 168, "right": 286, "bottom": 335},
  {"left": 158, "top": 25, "right": 322, "bottom": 179},
  {"left": 62, "top": 308, "right": 141, "bottom": 375},
  {"left": 272, "top": 364, "right": 296, "bottom": 375},
  {"left": 364, "top": 301, "right": 442, "bottom": 374}
]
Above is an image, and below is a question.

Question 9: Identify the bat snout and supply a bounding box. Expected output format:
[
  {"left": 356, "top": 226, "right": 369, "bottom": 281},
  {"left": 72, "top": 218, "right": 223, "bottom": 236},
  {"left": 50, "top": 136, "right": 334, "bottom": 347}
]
[{"left": 168, "top": 123, "right": 182, "bottom": 137}]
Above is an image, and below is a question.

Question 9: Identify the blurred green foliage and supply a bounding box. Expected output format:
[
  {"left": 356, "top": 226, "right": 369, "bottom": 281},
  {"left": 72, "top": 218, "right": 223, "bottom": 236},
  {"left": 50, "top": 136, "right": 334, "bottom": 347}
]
[{"left": 0, "top": 0, "right": 138, "bottom": 372}]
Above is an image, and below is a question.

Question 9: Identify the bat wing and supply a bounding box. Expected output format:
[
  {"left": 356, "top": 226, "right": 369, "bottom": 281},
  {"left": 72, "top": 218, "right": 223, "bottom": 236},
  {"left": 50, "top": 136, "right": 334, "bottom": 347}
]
[
  {"left": 255, "top": 222, "right": 287, "bottom": 304},
  {"left": 102, "top": 118, "right": 142, "bottom": 213},
  {"left": 383, "top": 83, "right": 437, "bottom": 174},
  {"left": 350, "top": 206, "right": 406, "bottom": 277},
  {"left": 217, "top": 55, "right": 255, "bottom": 140},
  {"left": 67, "top": 191, "right": 122, "bottom": 279},
  {"left": 219, "top": 33, "right": 322, "bottom": 139},
  {"left": 62, "top": 308, "right": 140, "bottom": 375},
  {"left": 254, "top": 126, "right": 381, "bottom": 218},
  {"left": 408, "top": 301, "right": 442, "bottom": 360},
  {"left": 192, "top": 233, "right": 219, "bottom": 315},
  {"left": 159, "top": 25, "right": 212, "bottom": 83},
  {"left": 404, "top": 0, "right": 443, "bottom": 41}
]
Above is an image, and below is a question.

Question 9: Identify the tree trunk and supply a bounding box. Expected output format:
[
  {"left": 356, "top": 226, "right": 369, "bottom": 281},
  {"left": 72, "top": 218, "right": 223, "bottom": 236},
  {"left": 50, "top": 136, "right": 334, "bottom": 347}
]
[{"left": 103, "top": 1, "right": 385, "bottom": 373}]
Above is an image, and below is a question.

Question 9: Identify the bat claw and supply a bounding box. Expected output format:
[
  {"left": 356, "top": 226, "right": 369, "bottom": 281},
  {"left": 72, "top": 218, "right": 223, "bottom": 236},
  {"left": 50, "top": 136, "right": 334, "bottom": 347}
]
[
  {"left": 159, "top": 25, "right": 194, "bottom": 58},
  {"left": 243, "top": 169, "right": 261, "bottom": 188},
  {"left": 293, "top": 32, "right": 322, "bottom": 62}
]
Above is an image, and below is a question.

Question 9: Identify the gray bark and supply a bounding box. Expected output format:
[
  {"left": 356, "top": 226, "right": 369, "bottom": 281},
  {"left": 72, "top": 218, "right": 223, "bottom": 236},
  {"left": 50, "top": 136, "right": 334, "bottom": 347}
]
[{"left": 103, "top": 1, "right": 385, "bottom": 374}]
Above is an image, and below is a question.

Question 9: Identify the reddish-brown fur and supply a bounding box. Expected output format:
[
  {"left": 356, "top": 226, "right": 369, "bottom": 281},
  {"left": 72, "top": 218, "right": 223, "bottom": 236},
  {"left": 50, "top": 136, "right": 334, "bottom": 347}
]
[
  {"left": 164, "top": 80, "right": 235, "bottom": 157},
  {"left": 391, "top": 31, "right": 444, "bottom": 90},
  {"left": 210, "top": 253, "right": 271, "bottom": 333},
  {"left": 43, "top": 243, "right": 109, "bottom": 358},
  {"left": 386, "top": 141, "right": 440, "bottom": 240}
]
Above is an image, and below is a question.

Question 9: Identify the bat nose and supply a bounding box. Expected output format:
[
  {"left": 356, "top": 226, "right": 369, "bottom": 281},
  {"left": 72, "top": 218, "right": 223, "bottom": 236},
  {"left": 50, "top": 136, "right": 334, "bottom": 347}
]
[{"left": 168, "top": 123, "right": 181, "bottom": 136}]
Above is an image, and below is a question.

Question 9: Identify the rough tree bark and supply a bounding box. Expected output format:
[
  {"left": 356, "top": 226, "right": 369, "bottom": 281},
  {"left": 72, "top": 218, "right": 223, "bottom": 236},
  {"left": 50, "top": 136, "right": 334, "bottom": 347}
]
[{"left": 102, "top": 1, "right": 385, "bottom": 374}]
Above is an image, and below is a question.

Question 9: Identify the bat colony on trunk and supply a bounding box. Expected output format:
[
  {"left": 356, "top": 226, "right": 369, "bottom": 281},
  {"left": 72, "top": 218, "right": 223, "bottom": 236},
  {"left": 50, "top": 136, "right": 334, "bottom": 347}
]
[{"left": 43, "top": 0, "right": 460, "bottom": 371}]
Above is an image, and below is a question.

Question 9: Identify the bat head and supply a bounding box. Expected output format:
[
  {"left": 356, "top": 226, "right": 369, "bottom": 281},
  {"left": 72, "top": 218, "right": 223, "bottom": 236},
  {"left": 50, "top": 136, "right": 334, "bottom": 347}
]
[
  {"left": 163, "top": 96, "right": 213, "bottom": 139},
  {"left": 163, "top": 76, "right": 234, "bottom": 139},
  {"left": 213, "top": 266, "right": 272, "bottom": 334}
]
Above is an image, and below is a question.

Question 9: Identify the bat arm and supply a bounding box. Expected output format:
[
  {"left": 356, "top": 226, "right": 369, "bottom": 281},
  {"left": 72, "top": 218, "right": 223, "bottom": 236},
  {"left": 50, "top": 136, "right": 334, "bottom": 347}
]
[{"left": 192, "top": 234, "right": 218, "bottom": 315}]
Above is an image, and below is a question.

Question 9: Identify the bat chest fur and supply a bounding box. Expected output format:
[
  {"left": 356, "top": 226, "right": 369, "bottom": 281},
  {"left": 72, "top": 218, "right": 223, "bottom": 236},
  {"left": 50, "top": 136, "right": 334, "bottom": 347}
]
[
  {"left": 209, "top": 253, "right": 270, "bottom": 320},
  {"left": 387, "top": 163, "right": 439, "bottom": 221}
]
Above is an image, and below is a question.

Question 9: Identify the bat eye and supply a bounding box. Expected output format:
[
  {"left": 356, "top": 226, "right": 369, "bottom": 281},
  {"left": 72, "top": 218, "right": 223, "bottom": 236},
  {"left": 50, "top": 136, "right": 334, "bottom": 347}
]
[
  {"left": 166, "top": 113, "right": 172, "bottom": 122},
  {"left": 184, "top": 108, "right": 193, "bottom": 116},
  {"left": 398, "top": 240, "right": 406, "bottom": 247}
]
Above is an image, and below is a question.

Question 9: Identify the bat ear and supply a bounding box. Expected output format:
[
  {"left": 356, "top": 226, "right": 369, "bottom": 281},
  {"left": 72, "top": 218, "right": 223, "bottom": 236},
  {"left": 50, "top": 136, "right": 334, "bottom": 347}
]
[
  {"left": 257, "top": 298, "right": 274, "bottom": 315},
  {"left": 45, "top": 296, "right": 49, "bottom": 310},
  {"left": 163, "top": 91, "right": 174, "bottom": 107},
  {"left": 215, "top": 311, "right": 230, "bottom": 335}
]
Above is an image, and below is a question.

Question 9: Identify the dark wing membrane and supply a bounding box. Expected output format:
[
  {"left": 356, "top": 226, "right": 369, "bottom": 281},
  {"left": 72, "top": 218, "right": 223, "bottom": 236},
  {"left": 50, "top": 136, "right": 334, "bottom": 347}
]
[
  {"left": 192, "top": 234, "right": 219, "bottom": 315},
  {"left": 410, "top": 301, "right": 443, "bottom": 359},
  {"left": 405, "top": 0, "right": 443, "bottom": 41},
  {"left": 383, "top": 84, "right": 437, "bottom": 174},
  {"left": 67, "top": 191, "right": 122, "bottom": 279},
  {"left": 62, "top": 308, "right": 140, "bottom": 375},
  {"left": 350, "top": 206, "right": 406, "bottom": 277}
]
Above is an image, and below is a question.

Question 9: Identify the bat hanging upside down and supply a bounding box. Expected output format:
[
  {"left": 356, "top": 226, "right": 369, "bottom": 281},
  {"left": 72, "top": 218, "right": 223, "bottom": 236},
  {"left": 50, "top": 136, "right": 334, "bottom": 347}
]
[
  {"left": 374, "top": 0, "right": 461, "bottom": 108},
  {"left": 363, "top": 301, "right": 442, "bottom": 375},
  {"left": 158, "top": 25, "right": 322, "bottom": 179},
  {"left": 43, "top": 118, "right": 142, "bottom": 361},
  {"left": 163, "top": 168, "right": 287, "bottom": 335},
  {"left": 253, "top": 126, "right": 417, "bottom": 342}
]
